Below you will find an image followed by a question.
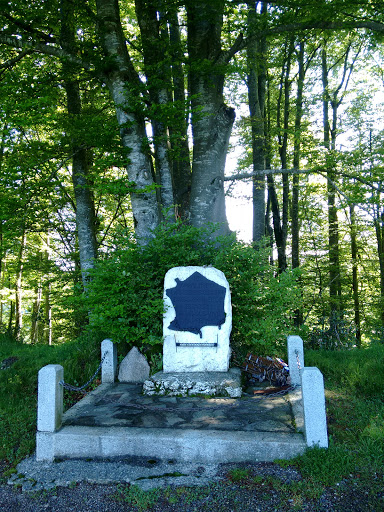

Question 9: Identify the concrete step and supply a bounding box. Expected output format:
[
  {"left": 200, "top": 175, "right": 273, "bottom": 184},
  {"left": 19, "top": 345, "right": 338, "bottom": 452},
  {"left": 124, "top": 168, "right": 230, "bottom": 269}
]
[
  {"left": 37, "top": 425, "right": 306, "bottom": 463},
  {"left": 36, "top": 382, "right": 306, "bottom": 463}
]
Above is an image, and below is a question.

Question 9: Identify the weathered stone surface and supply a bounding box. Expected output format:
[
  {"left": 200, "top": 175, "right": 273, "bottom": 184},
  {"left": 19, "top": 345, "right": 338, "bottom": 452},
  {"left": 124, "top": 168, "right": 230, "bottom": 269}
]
[
  {"left": 143, "top": 368, "right": 242, "bottom": 397},
  {"left": 287, "top": 335, "right": 304, "bottom": 386},
  {"left": 302, "top": 367, "right": 328, "bottom": 448},
  {"left": 101, "top": 339, "right": 117, "bottom": 384},
  {"left": 118, "top": 347, "right": 150, "bottom": 383},
  {"left": 163, "top": 266, "right": 232, "bottom": 373}
]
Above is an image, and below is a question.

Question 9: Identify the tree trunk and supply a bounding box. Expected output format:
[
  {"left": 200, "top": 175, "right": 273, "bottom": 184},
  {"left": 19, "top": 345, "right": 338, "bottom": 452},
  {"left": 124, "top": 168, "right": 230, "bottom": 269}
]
[
  {"left": 186, "top": 0, "right": 233, "bottom": 236},
  {"left": 374, "top": 207, "right": 384, "bottom": 327},
  {"left": 95, "top": 0, "right": 160, "bottom": 240},
  {"left": 7, "top": 301, "right": 14, "bottom": 337},
  {"left": 292, "top": 41, "right": 305, "bottom": 271},
  {"left": 168, "top": 8, "right": 192, "bottom": 219},
  {"left": 278, "top": 38, "right": 294, "bottom": 258},
  {"left": 60, "top": 0, "right": 98, "bottom": 288},
  {"left": 13, "top": 229, "right": 26, "bottom": 340},
  {"left": 31, "top": 286, "right": 42, "bottom": 343},
  {"left": 350, "top": 204, "right": 361, "bottom": 346},
  {"left": 135, "top": 0, "right": 175, "bottom": 218},
  {"left": 247, "top": 2, "right": 267, "bottom": 243},
  {"left": 267, "top": 37, "right": 294, "bottom": 273},
  {"left": 292, "top": 40, "right": 305, "bottom": 325},
  {"left": 322, "top": 48, "right": 342, "bottom": 320}
]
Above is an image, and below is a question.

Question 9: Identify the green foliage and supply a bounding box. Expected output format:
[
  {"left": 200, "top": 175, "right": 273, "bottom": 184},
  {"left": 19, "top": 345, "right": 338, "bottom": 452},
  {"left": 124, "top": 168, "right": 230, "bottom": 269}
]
[
  {"left": 0, "top": 336, "right": 100, "bottom": 467},
  {"left": 308, "top": 312, "right": 358, "bottom": 350},
  {"left": 83, "top": 222, "right": 300, "bottom": 363},
  {"left": 305, "top": 344, "right": 384, "bottom": 398},
  {"left": 227, "top": 467, "right": 250, "bottom": 482}
]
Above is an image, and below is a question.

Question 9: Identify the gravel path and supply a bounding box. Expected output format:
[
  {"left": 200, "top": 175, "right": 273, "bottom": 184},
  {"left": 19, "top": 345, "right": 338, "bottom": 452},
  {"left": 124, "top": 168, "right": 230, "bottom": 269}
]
[{"left": 1, "top": 458, "right": 383, "bottom": 511}]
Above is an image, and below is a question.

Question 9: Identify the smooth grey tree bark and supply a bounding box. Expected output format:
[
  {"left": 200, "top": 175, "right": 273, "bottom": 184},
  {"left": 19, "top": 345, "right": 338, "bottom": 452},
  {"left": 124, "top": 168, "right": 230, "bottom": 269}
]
[
  {"left": 95, "top": 0, "right": 161, "bottom": 240},
  {"left": 60, "top": 0, "right": 98, "bottom": 288},
  {"left": 135, "top": 0, "right": 175, "bottom": 218},
  {"left": 247, "top": 2, "right": 267, "bottom": 243},
  {"left": 186, "top": 0, "right": 236, "bottom": 236}
]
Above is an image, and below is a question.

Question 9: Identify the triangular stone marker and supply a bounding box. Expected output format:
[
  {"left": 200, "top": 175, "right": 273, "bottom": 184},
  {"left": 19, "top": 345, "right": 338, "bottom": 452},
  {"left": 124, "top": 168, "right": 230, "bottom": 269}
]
[{"left": 118, "top": 347, "right": 150, "bottom": 383}]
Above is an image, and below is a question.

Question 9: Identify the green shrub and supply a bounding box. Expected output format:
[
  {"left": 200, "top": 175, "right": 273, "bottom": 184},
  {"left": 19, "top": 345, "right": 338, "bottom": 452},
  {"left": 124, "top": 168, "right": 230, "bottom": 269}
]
[{"left": 83, "top": 222, "right": 301, "bottom": 363}]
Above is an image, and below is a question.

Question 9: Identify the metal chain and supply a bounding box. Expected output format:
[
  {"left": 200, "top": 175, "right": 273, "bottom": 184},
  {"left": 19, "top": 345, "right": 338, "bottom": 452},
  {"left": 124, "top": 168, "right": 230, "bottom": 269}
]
[
  {"left": 295, "top": 349, "right": 302, "bottom": 379},
  {"left": 60, "top": 352, "right": 108, "bottom": 393}
]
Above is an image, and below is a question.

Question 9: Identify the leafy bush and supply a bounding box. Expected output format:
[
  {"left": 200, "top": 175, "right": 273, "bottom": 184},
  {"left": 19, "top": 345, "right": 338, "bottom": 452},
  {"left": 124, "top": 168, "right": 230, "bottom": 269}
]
[
  {"left": 308, "top": 312, "right": 357, "bottom": 350},
  {"left": 83, "top": 222, "right": 300, "bottom": 362}
]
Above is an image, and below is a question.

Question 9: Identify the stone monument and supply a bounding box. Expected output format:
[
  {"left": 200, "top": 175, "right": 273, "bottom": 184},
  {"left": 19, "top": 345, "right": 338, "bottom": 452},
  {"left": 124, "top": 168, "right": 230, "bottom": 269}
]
[{"left": 143, "top": 266, "right": 242, "bottom": 397}]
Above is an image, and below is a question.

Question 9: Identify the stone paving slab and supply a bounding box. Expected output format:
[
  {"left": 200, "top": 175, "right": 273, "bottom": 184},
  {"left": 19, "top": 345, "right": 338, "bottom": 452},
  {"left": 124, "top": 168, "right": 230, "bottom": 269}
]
[
  {"left": 9, "top": 456, "right": 222, "bottom": 492},
  {"left": 62, "top": 383, "right": 297, "bottom": 434}
]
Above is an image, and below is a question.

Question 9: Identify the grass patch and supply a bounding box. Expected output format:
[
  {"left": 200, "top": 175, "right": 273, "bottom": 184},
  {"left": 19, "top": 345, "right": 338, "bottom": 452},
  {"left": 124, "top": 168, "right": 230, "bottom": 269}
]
[
  {"left": 305, "top": 344, "right": 384, "bottom": 398},
  {"left": 0, "top": 336, "right": 101, "bottom": 471}
]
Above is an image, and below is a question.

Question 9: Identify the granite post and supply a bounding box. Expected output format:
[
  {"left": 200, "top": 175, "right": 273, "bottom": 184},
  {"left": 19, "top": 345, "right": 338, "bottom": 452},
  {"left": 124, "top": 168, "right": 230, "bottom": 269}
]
[
  {"left": 101, "top": 339, "right": 117, "bottom": 383},
  {"left": 287, "top": 335, "right": 304, "bottom": 386},
  {"left": 37, "top": 364, "right": 64, "bottom": 433},
  {"left": 302, "top": 367, "right": 328, "bottom": 448},
  {"left": 36, "top": 364, "right": 64, "bottom": 461}
]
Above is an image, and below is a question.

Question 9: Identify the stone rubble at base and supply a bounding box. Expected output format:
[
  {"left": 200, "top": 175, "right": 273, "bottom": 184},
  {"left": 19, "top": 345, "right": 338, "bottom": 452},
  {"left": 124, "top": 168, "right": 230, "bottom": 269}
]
[{"left": 143, "top": 368, "right": 242, "bottom": 397}]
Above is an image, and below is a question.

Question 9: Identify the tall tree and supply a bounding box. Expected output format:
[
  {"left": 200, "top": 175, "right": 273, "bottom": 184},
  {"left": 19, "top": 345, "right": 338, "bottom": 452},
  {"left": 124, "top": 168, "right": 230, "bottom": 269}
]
[
  {"left": 247, "top": 1, "right": 267, "bottom": 242},
  {"left": 60, "top": 0, "right": 98, "bottom": 288}
]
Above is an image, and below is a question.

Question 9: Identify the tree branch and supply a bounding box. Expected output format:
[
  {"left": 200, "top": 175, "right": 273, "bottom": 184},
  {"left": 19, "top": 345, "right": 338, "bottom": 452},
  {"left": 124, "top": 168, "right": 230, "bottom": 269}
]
[
  {"left": 225, "top": 167, "right": 384, "bottom": 192},
  {"left": 218, "top": 32, "right": 245, "bottom": 65},
  {"left": 0, "top": 49, "right": 32, "bottom": 74},
  {"left": 234, "top": 19, "right": 384, "bottom": 56},
  {"left": 0, "top": 34, "right": 94, "bottom": 71}
]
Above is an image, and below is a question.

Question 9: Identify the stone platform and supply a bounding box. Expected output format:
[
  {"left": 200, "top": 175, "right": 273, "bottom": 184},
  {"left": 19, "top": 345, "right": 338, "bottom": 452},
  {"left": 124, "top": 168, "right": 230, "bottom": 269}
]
[
  {"left": 143, "top": 368, "right": 242, "bottom": 397},
  {"left": 37, "top": 382, "right": 306, "bottom": 463}
]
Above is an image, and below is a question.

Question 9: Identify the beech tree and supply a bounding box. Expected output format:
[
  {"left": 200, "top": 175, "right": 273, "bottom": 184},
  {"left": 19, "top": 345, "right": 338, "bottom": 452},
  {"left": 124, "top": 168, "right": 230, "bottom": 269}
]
[
  {"left": 2, "top": 0, "right": 384, "bottom": 343},
  {"left": 2, "top": 0, "right": 382, "bottom": 250}
]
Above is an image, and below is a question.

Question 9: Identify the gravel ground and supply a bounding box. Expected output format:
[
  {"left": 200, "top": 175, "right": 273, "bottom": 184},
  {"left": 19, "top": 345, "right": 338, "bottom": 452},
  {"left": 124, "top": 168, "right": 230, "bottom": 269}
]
[{"left": 1, "top": 459, "right": 383, "bottom": 512}]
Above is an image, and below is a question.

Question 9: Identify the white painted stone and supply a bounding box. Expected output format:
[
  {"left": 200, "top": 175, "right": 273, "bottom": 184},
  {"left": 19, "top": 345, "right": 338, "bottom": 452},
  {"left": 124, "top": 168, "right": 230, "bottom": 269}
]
[
  {"left": 302, "top": 367, "right": 328, "bottom": 448},
  {"left": 143, "top": 368, "right": 242, "bottom": 397},
  {"left": 163, "top": 266, "right": 232, "bottom": 373},
  {"left": 101, "top": 339, "right": 117, "bottom": 383},
  {"left": 37, "top": 364, "right": 63, "bottom": 433},
  {"left": 287, "top": 335, "right": 304, "bottom": 386},
  {"left": 118, "top": 346, "right": 150, "bottom": 383}
]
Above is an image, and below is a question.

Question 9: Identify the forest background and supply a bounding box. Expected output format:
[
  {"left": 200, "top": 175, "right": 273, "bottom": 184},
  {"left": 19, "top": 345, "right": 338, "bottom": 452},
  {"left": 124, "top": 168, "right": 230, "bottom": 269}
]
[{"left": 2, "top": 0, "right": 384, "bottom": 359}]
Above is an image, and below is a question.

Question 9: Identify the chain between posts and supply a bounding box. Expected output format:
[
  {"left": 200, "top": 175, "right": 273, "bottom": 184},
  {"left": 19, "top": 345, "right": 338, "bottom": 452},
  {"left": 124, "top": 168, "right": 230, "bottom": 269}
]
[
  {"left": 59, "top": 352, "right": 107, "bottom": 393},
  {"left": 59, "top": 350, "right": 302, "bottom": 404},
  {"left": 295, "top": 348, "right": 302, "bottom": 380}
]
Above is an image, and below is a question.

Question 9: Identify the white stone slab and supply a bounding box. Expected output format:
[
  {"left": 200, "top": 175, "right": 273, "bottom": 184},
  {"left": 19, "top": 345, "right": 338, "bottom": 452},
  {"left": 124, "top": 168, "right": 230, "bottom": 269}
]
[
  {"left": 37, "top": 364, "right": 63, "bottom": 433},
  {"left": 302, "top": 367, "right": 328, "bottom": 448},
  {"left": 163, "top": 266, "right": 232, "bottom": 372},
  {"left": 287, "top": 335, "right": 304, "bottom": 386}
]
